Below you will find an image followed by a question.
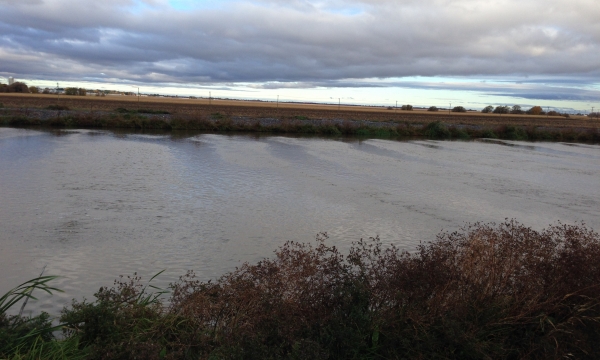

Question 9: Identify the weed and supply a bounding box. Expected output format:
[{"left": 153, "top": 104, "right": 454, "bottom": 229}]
[
  {"left": 294, "top": 115, "right": 309, "bottom": 120},
  {"left": 449, "top": 126, "right": 470, "bottom": 139},
  {"left": 211, "top": 112, "right": 225, "bottom": 120},
  {"left": 46, "top": 222, "right": 600, "bottom": 359},
  {"left": 500, "top": 125, "right": 528, "bottom": 140},
  {"left": 47, "top": 105, "right": 70, "bottom": 111},
  {"left": 424, "top": 121, "right": 451, "bottom": 139},
  {"left": 0, "top": 275, "right": 65, "bottom": 358},
  {"left": 480, "top": 129, "right": 498, "bottom": 138},
  {"left": 137, "top": 109, "right": 170, "bottom": 115}
]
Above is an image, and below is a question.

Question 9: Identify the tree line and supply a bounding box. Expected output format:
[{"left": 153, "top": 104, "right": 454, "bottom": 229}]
[{"left": 0, "top": 81, "right": 87, "bottom": 96}]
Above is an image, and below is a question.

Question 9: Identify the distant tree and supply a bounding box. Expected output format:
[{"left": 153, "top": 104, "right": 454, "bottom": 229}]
[
  {"left": 511, "top": 105, "right": 523, "bottom": 114},
  {"left": 493, "top": 106, "right": 510, "bottom": 114},
  {"left": 482, "top": 105, "right": 494, "bottom": 113},
  {"left": 527, "top": 106, "right": 543, "bottom": 115},
  {"left": 42, "top": 88, "right": 51, "bottom": 94},
  {"left": 547, "top": 110, "right": 560, "bottom": 116},
  {"left": 65, "top": 87, "right": 78, "bottom": 96},
  {"left": 0, "top": 82, "right": 29, "bottom": 93},
  {"left": 28, "top": 86, "right": 39, "bottom": 94},
  {"left": 401, "top": 104, "right": 413, "bottom": 111},
  {"left": 77, "top": 88, "right": 87, "bottom": 96},
  {"left": 428, "top": 106, "right": 438, "bottom": 112},
  {"left": 452, "top": 106, "right": 466, "bottom": 113}
]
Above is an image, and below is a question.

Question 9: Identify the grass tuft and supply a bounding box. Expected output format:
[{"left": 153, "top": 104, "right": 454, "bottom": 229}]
[{"left": 47, "top": 105, "right": 70, "bottom": 111}]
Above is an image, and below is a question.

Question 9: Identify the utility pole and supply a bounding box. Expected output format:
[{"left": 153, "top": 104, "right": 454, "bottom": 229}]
[
  {"left": 449, "top": 103, "right": 451, "bottom": 115},
  {"left": 592, "top": 107, "right": 595, "bottom": 119},
  {"left": 57, "top": 83, "right": 60, "bottom": 102},
  {"left": 338, "top": 98, "right": 340, "bottom": 111},
  {"left": 137, "top": 87, "right": 140, "bottom": 108},
  {"left": 209, "top": 91, "right": 211, "bottom": 106},
  {"left": 395, "top": 100, "right": 397, "bottom": 114},
  {"left": 277, "top": 95, "right": 279, "bottom": 109}
]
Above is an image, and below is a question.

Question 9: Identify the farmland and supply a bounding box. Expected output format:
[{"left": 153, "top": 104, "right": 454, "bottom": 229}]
[{"left": 1, "top": 93, "right": 598, "bottom": 130}]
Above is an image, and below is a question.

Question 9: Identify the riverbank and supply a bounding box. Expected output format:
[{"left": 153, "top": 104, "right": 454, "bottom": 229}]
[
  {"left": 2, "top": 221, "right": 600, "bottom": 359},
  {"left": 1, "top": 106, "right": 599, "bottom": 142},
  {"left": 1, "top": 93, "right": 599, "bottom": 141}
]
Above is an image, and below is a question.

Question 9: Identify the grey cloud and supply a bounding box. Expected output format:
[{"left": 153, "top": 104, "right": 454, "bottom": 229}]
[{"left": 0, "top": 0, "right": 599, "bottom": 96}]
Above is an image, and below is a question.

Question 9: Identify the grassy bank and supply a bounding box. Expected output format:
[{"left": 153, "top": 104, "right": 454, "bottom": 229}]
[
  {"left": 1, "top": 110, "right": 599, "bottom": 142},
  {"left": 2, "top": 221, "right": 600, "bottom": 359}
]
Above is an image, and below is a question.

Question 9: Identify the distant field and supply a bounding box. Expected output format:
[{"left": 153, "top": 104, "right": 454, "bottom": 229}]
[{"left": 1, "top": 93, "right": 598, "bottom": 129}]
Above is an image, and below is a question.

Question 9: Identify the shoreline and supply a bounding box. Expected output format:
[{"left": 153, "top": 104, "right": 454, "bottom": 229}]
[{"left": 1, "top": 106, "right": 599, "bottom": 142}]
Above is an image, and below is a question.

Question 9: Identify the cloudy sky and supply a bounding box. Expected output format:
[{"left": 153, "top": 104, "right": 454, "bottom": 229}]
[{"left": 1, "top": 0, "right": 599, "bottom": 111}]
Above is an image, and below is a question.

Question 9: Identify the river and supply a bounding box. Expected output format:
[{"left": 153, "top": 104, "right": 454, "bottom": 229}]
[{"left": 1, "top": 127, "right": 599, "bottom": 316}]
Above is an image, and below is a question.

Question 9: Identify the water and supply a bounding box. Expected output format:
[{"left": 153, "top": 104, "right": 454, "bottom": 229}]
[{"left": 1, "top": 128, "right": 599, "bottom": 316}]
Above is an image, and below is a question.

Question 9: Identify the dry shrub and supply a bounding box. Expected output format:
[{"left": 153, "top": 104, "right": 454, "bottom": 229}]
[{"left": 62, "top": 222, "right": 600, "bottom": 359}]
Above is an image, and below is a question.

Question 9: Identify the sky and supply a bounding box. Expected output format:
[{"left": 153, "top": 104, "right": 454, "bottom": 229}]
[{"left": 0, "top": 0, "right": 599, "bottom": 112}]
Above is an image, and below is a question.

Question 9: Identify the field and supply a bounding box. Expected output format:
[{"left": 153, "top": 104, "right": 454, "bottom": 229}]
[{"left": 1, "top": 93, "right": 599, "bottom": 130}]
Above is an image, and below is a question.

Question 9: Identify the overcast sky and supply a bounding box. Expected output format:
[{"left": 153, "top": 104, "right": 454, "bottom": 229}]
[{"left": 1, "top": 0, "right": 599, "bottom": 110}]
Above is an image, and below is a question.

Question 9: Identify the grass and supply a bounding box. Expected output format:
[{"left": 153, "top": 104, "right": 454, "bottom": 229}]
[
  {"left": 47, "top": 105, "right": 70, "bottom": 111},
  {"left": 3, "top": 221, "right": 600, "bottom": 359},
  {"left": 1, "top": 110, "right": 599, "bottom": 142},
  {"left": 0, "top": 276, "right": 65, "bottom": 358},
  {"left": 115, "top": 108, "right": 170, "bottom": 115}
]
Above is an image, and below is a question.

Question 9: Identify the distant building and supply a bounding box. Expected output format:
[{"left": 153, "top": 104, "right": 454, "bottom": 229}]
[{"left": 8, "top": 77, "right": 14, "bottom": 85}]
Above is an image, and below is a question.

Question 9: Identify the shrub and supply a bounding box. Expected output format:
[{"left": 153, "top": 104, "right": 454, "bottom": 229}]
[
  {"left": 57, "top": 222, "right": 600, "bottom": 359},
  {"left": 452, "top": 106, "right": 466, "bottom": 112},
  {"left": 401, "top": 104, "right": 413, "bottom": 110},
  {"left": 47, "top": 104, "right": 70, "bottom": 111},
  {"left": 482, "top": 105, "right": 494, "bottom": 113},
  {"left": 137, "top": 109, "right": 170, "bottom": 115},
  {"left": 481, "top": 129, "right": 498, "bottom": 138},
  {"left": 428, "top": 106, "right": 438, "bottom": 112},
  {"left": 499, "top": 125, "right": 528, "bottom": 140},
  {"left": 424, "top": 121, "right": 450, "bottom": 139}
]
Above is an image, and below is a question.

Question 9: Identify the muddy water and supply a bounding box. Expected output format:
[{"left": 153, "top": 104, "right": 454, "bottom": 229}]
[{"left": 1, "top": 128, "right": 599, "bottom": 316}]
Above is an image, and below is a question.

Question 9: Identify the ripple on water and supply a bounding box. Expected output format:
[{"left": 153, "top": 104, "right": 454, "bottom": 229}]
[{"left": 0, "top": 129, "right": 599, "bottom": 315}]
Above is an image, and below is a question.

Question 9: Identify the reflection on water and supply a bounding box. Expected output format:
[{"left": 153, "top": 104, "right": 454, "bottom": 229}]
[{"left": 1, "top": 128, "right": 599, "bottom": 315}]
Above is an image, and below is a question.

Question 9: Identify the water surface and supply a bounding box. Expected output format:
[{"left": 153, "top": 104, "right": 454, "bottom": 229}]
[{"left": 1, "top": 128, "right": 599, "bottom": 315}]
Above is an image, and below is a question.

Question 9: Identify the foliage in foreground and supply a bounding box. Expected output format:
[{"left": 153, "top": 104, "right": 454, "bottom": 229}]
[
  {"left": 3, "top": 222, "right": 600, "bottom": 359},
  {"left": 48, "top": 221, "right": 600, "bottom": 359}
]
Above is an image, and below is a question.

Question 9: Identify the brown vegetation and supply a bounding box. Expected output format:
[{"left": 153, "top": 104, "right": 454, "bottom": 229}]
[
  {"left": 54, "top": 221, "right": 600, "bottom": 359},
  {"left": 1, "top": 93, "right": 598, "bottom": 130}
]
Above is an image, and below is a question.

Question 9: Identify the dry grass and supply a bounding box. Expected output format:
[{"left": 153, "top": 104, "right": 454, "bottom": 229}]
[
  {"left": 57, "top": 221, "right": 600, "bottom": 359},
  {"left": 1, "top": 93, "right": 598, "bottom": 129}
]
